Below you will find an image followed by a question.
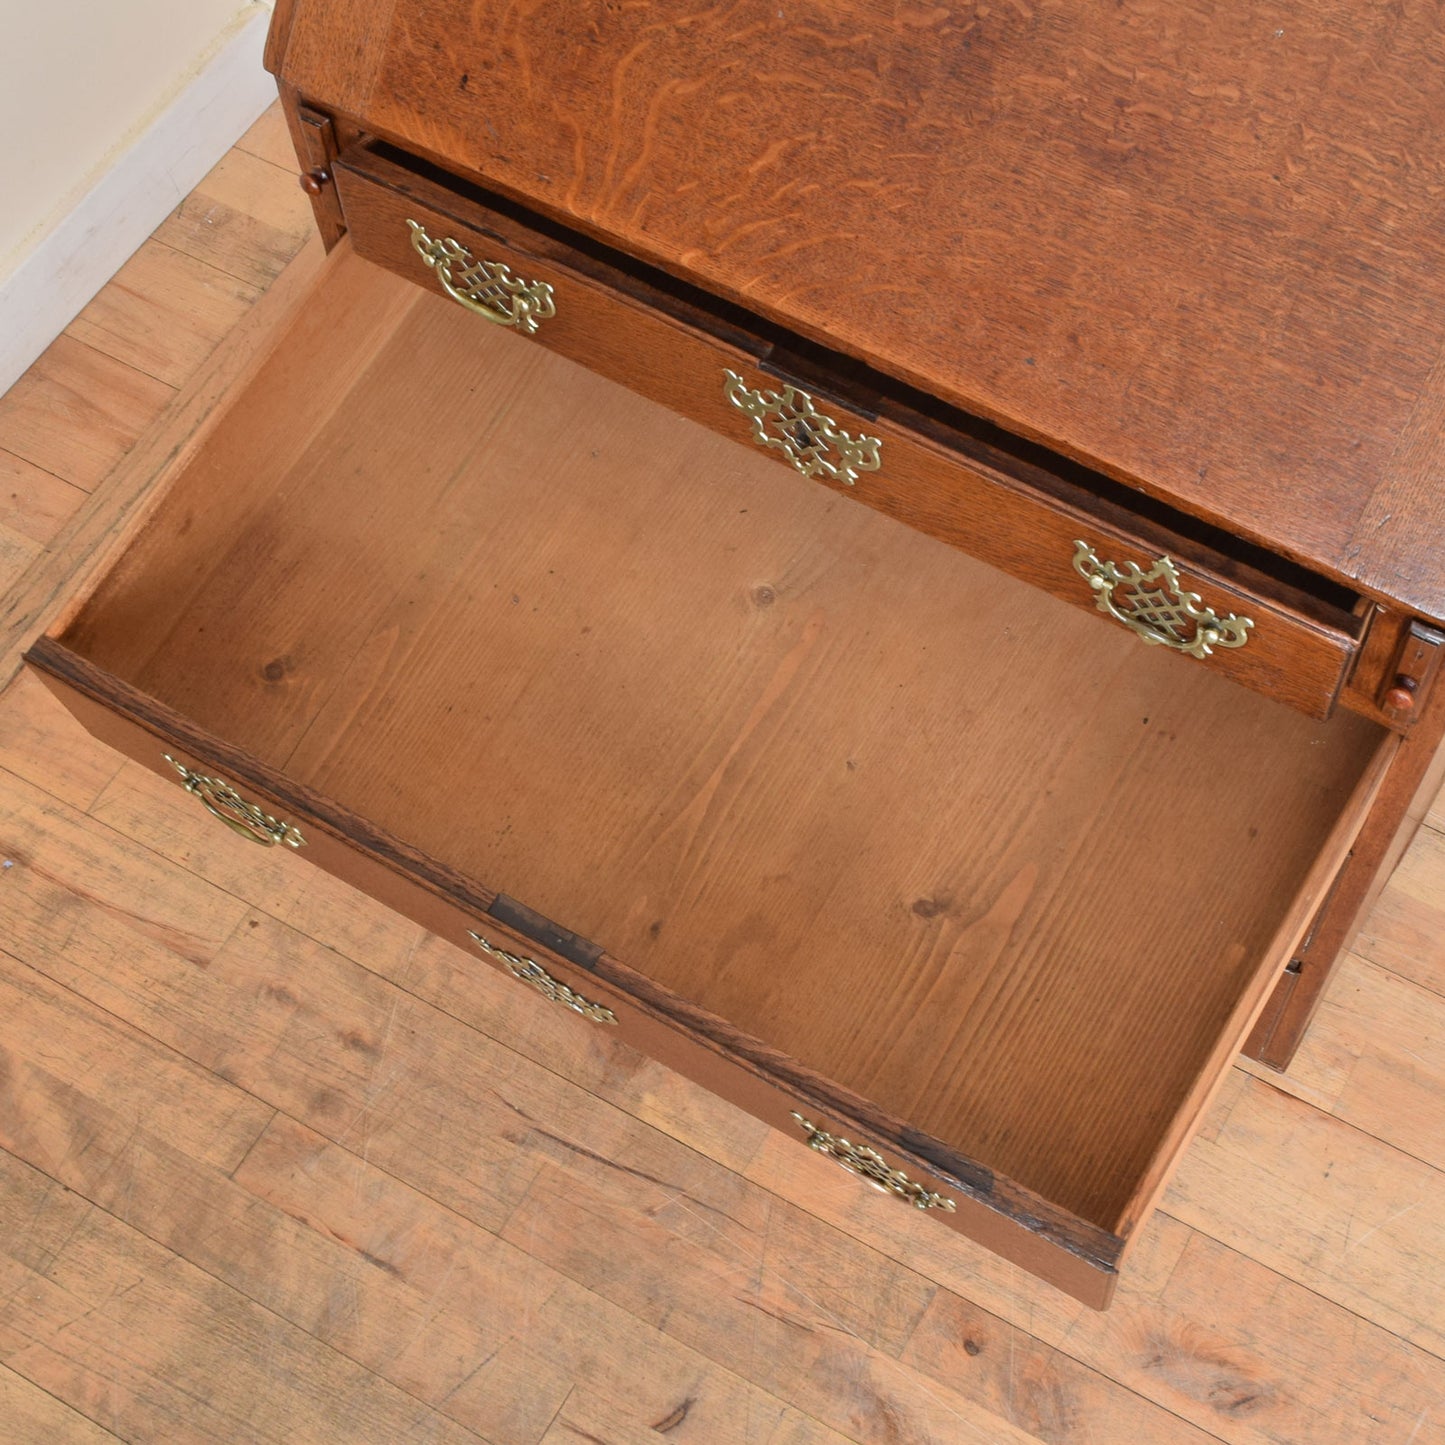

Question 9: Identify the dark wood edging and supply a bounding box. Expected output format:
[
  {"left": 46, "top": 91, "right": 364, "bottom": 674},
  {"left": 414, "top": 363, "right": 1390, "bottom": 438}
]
[{"left": 25, "top": 635, "right": 1124, "bottom": 1273}]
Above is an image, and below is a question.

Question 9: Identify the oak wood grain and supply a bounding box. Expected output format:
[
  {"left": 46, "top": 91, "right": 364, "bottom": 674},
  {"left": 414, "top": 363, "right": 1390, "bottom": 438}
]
[{"left": 275, "top": 0, "right": 1445, "bottom": 620}]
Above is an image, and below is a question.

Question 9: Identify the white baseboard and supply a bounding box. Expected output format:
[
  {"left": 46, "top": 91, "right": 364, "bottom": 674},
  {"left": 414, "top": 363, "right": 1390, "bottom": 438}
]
[{"left": 0, "top": 5, "right": 278, "bottom": 399}]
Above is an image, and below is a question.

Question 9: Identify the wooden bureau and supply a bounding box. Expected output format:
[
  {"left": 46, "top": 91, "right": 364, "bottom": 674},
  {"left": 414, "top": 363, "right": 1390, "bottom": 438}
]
[{"left": 24, "top": 2, "right": 1445, "bottom": 1308}]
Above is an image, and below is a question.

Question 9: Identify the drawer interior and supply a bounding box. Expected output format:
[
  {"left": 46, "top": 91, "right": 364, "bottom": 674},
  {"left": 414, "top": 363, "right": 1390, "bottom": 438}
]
[{"left": 47, "top": 247, "right": 1386, "bottom": 1238}]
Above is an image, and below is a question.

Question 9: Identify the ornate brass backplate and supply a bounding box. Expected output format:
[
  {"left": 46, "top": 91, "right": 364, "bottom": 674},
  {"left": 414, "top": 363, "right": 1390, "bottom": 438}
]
[
  {"left": 406, "top": 219, "right": 556, "bottom": 334},
  {"left": 723, "top": 369, "right": 882, "bottom": 486},
  {"left": 790, "top": 1112, "right": 956, "bottom": 1212},
  {"left": 468, "top": 931, "right": 619, "bottom": 1025},
  {"left": 1071, "top": 541, "right": 1254, "bottom": 658},
  {"left": 164, "top": 755, "right": 306, "bottom": 848}
]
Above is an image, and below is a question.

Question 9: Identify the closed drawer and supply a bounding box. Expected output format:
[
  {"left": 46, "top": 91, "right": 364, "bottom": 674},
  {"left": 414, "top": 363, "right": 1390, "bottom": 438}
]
[
  {"left": 332, "top": 140, "right": 1367, "bottom": 721},
  {"left": 27, "top": 240, "right": 1395, "bottom": 1309}
]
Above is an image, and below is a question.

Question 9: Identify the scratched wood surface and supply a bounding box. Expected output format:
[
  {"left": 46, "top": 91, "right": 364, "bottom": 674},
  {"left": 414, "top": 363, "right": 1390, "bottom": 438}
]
[{"left": 0, "top": 106, "right": 1442, "bottom": 1444}]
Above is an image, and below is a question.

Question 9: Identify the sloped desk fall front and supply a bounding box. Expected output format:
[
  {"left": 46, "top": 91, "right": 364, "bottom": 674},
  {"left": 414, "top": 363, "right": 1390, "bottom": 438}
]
[{"left": 25, "top": 3, "right": 1445, "bottom": 1308}]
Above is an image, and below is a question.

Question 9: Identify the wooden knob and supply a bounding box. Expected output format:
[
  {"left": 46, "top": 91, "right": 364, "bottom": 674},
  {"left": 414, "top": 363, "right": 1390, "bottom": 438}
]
[
  {"left": 1384, "top": 676, "right": 1418, "bottom": 712},
  {"left": 298, "top": 169, "right": 329, "bottom": 196}
]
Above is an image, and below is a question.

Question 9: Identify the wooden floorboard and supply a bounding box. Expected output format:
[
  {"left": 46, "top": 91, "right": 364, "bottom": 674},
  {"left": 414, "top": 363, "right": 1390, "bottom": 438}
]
[
  {"left": 1237, "top": 951, "right": 1445, "bottom": 1169},
  {"left": 0, "top": 335, "right": 173, "bottom": 494},
  {"left": 0, "top": 102, "right": 1441, "bottom": 1444},
  {"left": 65, "top": 239, "right": 260, "bottom": 389},
  {"left": 0, "top": 451, "right": 87, "bottom": 549},
  {"left": 0, "top": 1362, "right": 124, "bottom": 1444},
  {"left": 1357, "top": 823, "right": 1445, "bottom": 997},
  {"left": 152, "top": 146, "right": 316, "bottom": 290}
]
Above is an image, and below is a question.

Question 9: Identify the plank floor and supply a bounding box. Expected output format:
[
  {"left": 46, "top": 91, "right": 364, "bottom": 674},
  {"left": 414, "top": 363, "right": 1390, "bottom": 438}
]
[{"left": 0, "top": 105, "right": 1442, "bottom": 1445}]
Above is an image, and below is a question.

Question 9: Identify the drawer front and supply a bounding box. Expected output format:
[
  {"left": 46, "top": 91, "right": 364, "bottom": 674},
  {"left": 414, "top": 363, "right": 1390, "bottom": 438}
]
[
  {"left": 27, "top": 647, "right": 1119, "bottom": 1308},
  {"left": 332, "top": 143, "right": 1361, "bottom": 721}
]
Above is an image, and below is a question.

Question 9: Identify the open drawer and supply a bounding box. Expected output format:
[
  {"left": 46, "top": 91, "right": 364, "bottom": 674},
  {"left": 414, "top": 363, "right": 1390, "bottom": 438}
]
[
  {"left": 26, "top": 242, "right": 1394, "bottom": 1308},
  {"left": 327, "top": 138, "right": 1372, "bottom": 722}
]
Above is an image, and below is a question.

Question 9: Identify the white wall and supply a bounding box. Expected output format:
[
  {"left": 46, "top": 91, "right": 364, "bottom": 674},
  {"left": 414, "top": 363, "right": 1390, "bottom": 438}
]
[
  {"left": 0, "top": 0, "right": 279, "bottom": 395},
  {"left": 0, "top": 0, "right": 273, "bottom": 274}
]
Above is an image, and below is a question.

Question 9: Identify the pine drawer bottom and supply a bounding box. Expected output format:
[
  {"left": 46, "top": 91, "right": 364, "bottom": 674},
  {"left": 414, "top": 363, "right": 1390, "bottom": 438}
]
[{"left": 27, "top": 244, "right": 1394, "bottom": 1308}]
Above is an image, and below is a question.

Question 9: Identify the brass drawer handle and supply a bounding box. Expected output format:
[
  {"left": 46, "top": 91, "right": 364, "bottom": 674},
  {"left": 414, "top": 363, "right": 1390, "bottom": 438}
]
[
  {"left": 790, "top": 1112, "right": 956, "bottom": 1212},
  {"left": 723, "top": 369, "right": 882, "bottom": 487},
  {"left": 164, "top": 756, "right": 306, "bottom": 849},
  {"left": 468, "top": 931, "right": 619, "bottom": 1025},
  {"left": 406, "top": 219, "right": 556, "bottom": 334},
  {"left": 1072, "top": 540, "right": 1254, "bottom": 659}
]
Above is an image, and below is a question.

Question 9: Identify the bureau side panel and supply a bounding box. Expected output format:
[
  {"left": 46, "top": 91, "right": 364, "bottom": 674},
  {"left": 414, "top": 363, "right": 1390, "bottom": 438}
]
[{"left": 1246, "top": 685, "right": 1445, "bottom": 1068}]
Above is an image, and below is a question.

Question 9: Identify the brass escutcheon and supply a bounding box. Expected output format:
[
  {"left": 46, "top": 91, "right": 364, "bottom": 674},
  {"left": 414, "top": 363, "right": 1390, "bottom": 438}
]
[
  {"left": 723, "top": 369, "right": 882, "bottom": 486},
  {"left": 468, "top": 931, "right": 619, "bottom": 1025},
  {"left": 1071, "top": 540, "right": 1254, "bottom": 658},
  {"left": 790, "top": 1111, "right": 956, "bottom": 1211},
  {"left": 407, "top": 219, "right": 556, "bottom": 333},
  {"left": 164, "top": 755, "right": 306, "bottom": 849}
]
